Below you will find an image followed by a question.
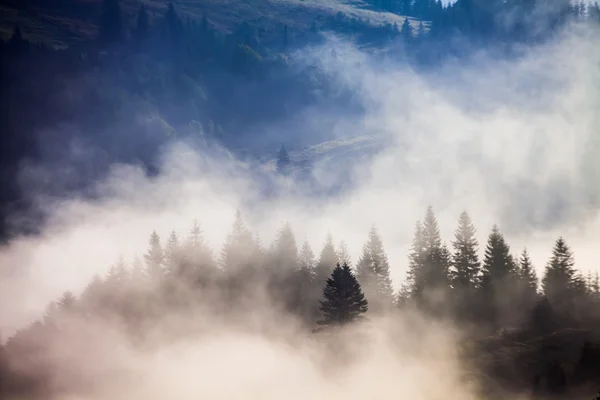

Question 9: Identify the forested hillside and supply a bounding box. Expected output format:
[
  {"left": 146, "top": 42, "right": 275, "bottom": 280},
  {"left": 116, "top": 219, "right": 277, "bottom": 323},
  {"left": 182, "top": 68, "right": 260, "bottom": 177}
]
[
  {"left": 1, "top": 0, "right": 600, "bottom": 399},
  {"left": 2, "top": 207, "right": 600, "bottom": 398}
]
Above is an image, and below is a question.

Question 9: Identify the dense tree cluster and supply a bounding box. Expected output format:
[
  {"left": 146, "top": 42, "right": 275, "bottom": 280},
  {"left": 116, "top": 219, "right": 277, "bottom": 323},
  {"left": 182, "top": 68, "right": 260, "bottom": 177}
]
[{"left": 1, "top": 207, "right": 600, "bottom": 398}]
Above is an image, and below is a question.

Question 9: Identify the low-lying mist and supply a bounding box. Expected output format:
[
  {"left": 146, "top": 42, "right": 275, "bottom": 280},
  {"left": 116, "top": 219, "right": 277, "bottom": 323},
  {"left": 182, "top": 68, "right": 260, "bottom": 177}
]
[{"left": 1, "top": 22, "right": 599, "bottom": 400}]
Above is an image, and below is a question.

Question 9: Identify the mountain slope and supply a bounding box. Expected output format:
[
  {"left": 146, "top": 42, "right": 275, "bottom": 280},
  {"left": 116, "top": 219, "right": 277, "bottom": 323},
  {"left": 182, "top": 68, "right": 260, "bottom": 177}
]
[{"left": 0, "top": 0, "right": 410, "bottom": 47}]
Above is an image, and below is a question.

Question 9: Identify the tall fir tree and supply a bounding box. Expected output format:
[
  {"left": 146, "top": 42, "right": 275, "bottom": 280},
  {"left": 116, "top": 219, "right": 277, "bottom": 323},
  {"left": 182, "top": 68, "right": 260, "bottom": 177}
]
[
  {"left": 356, "top": 226, "right": 394, "bottom": 313},
  {"left": 451, "top": 211, "right": 480, "bottom": 291},
  {"left": 479, "top": 225, "right": 516, "bottom": 327},
  {"left": 517, "top": 248, "right": 538, "bottom": 304},
  {"left": 220, "top": 210, "right": 256, "bottom": 275},
  {"left": 164, "top": 230, "right": 182, "bottom": 276},
  {"left": 99, "top": 0, "right": 123, "bottom": 45},
  {"left": 314, "top": 234, "right": 339, "bottom": 288},
  {"left": 291, "top": 241, "right": 317, "bottom": 322},
  {"left": 542, "top": 237, "right": 576, "bottom": 315},
  {"left": 318, "top": 263, "right": 368, "bottom": 326},
  {"left": 410, "top": 206, "right": 451, "bottom": 313},
  {"left": 183, "top": 220, "right": 217, "bottom": 287},
  {"left": 407, "top": 220, "right": 425, "bottom": 297},
  {"left": 337, "top": 240, "right": 352, "bottom": 267},
  {"left": 144, "top": 231, "right": 164, "bottom": 281}
]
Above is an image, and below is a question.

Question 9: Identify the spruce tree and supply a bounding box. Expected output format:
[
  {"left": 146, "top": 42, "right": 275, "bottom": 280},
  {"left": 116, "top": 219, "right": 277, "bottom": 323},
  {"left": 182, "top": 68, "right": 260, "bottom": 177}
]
[
  {"left": 220, "top": 210, "right": 256, "bottom": 275},
  {"left": 337, "top": 240, "right": 352, "bottom": 267},
  {"left": 184, "top": 220, "right": 217, "bottom": 287},
  {"left": 479, "top": 225, "right": 516, "bottom": 327},
  {"left": 144, "top": 231, "right": 164, "bottom": 281},
  {"left": 401, "top": 18, "right": 413, "bottom": 42},
  {"left": 99, "top": 0, "right": 123, "bottom": 45},
  {"left": 451, "top": 211, "right": 480, "bottom": 291},
  {"left": 542, "top": 237, "right": 576, "bottom": 314},
  {"left": 318, "top": 263, "right": 368, "bottom": 326},
  {"left": 164, "top": 230, "right": 182, "bottom": 276},
  {"left": 269, "top": 222, "right": 299, "bottom": 270},
  {"left": 356, "top": 226, "right": 393, "bottom": 313},
  {"left": 314, "top": 234, "right": 339, "bottom": 288},
  {"left": 290, "top": 241, "right": 317, "bottom": 321},
  {"left": 407, "top": 220, "right": 425, "bottom": 297},
  {"left": 518, "top": 248, "right": 538, "bottom": 303},
  {"left": 298, "top": 241, "right": 317, "bottom": 281},
  {"left": 419, "top": 206, "right": 450, "bottom": 310}
]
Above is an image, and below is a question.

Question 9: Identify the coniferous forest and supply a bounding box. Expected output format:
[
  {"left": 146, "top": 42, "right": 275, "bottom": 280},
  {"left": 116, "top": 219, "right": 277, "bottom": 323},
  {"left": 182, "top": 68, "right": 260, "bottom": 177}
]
[
  {"left": 1, "top": 0, "right": 600, "bottom": 399},
  {"left": 2, "top": 207, "right": 600, "bottom": 398}
]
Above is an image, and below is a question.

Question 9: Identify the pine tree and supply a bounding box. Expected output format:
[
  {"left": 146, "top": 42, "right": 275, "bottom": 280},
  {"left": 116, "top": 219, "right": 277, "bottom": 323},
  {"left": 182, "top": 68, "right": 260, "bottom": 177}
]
[
  {"left": 451, "top": 211, "right": 480, "bottom": 291},
  {"left": 106, "top": 256, "right": 130, "bottom": 290},
  {"left": 269, "top": 222, "right": 299, "bottom": 270},
  {"left": 318, "top": 263, "right": 368, "bottom": 326},
  {"left": 57, "top": 291, "right": 77, "bottom": 312},
  {"left": 401, "top": 18, "right": 413, "bottom": 43},
  {"left": 479, "top": 225, "right": 516, "bottom": 327},
  {"left": 164, "top": 230, "right": 182, "bottom": 276},
  {"left": 298, "top": 241, "right": 317, "bottom": 281},
  {"left": 407, "top": 220, "right": 425, "bottom": 297},
  {"left": 337, "top": 240, "right": 352, "bottom": 267},
  {"left": 314, "top": 234, "right": 339, "bottom": 288},
  {"left": 421, "top": 206, "right": 450, "bottom": 307},
  {"left": 542, "top": 237, "right": 577, "bottom": 315},
  {"left": 183, "top": 220, "right": 217, "bottom": 287},
  {"left": 144, "top": 231, "right": 164, "bottom": 281},
  {"left": 220, "top": 210, "right": 255, "bottom": 274},
  {"left": 99, "top": 0, "right": 123, "bottom": 45},
  {"left": 518, "top": 248, "right": 538, "bottom": 302},
  {"left": 356, "top": 226, "right": 394, "bottom": 313}
]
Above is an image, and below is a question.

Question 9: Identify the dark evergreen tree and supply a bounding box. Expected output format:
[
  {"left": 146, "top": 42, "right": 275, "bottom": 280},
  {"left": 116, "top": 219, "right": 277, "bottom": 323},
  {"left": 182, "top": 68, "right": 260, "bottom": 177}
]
[
  {"left": 479, "top": 225, "right": 516, "bottom": 327},
  {"left": 401, "top": 18, "right": 413, "bottom": 42},
  {"left": 99, "top": 0, "right": 123, "bottom": 45},
  {"left": 542, "top": 237, "right": 576, "bottom": 316},
  {"left": 518, "top": 248, "right": 538, "bottom": 303},
  {"left": 318, "top": 263, "right": 368, "bottom": 326},
  {"left": 356, "top": 226, "right": 394, "bottom": 313},
  {"left": 451, "top": 211, "right": 480, "bottom": 291}
]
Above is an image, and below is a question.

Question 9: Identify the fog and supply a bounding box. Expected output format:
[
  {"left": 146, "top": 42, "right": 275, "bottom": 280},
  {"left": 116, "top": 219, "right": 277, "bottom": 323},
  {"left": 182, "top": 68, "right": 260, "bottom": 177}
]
[{"left": 0, "top": 20, "right": 599, "bottom": 400}]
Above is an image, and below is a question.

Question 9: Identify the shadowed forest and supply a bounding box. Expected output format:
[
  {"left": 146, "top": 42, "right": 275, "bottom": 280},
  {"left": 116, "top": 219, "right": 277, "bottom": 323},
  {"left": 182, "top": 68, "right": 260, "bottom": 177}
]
[{"left": 1, "top": 0, "right": 600, "bottom": 399}]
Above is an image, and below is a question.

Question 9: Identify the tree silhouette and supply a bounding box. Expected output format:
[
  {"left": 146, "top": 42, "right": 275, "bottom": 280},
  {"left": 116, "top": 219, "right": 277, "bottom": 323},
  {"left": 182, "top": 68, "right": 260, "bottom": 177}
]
[
  {"left": 356, "top": 226, "right": 393, "bottom": 313},
  {"left": 318, "top": 263, "right": 368, "bottom": 326},
  {"left": 542, "top": 237, "right": 576, "bottom": 316}
]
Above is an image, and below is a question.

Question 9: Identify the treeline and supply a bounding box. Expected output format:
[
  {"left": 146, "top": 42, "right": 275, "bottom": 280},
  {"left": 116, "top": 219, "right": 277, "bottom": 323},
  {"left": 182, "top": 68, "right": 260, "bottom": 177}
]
[{"left": 2, "top": 206, "right": 600, "bottom": 397}]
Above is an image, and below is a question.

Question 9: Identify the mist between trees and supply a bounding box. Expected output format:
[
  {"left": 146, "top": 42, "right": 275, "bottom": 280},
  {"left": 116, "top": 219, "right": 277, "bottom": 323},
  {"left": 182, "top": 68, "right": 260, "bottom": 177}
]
[{"left": 1, "top": 205, "right": 600, "bottom": 399}]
